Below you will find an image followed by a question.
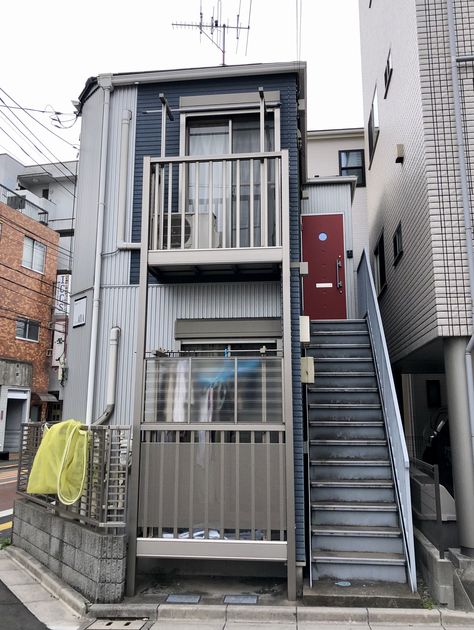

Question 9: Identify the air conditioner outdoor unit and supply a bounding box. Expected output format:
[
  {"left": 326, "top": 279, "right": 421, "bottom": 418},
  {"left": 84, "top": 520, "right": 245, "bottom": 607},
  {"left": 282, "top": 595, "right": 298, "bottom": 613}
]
[{"left": 162, "top": 213, "right": 219, "bottom": 249}]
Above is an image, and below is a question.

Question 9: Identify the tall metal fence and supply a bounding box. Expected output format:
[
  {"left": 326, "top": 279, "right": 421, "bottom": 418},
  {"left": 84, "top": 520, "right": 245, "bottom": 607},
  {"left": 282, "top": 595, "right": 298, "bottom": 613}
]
[{"left": 17, "top": 422, "right": 130, "bottom": 532}]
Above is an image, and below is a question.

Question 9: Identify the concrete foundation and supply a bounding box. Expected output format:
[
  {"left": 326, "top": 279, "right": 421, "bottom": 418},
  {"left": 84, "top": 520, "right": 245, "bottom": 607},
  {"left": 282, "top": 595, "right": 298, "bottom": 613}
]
[
  {"left": 12, "top": 498, "right": 126, "bottom": 603},
  {"left": 414, "top": 527, "right": 454, "bottom": 607}
]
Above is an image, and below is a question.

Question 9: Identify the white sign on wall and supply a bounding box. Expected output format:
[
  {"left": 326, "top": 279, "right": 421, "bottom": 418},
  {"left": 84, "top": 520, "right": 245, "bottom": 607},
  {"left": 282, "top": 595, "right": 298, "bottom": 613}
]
[
  {"left": 51, "top": 320, "right": 66, "bottom": 367},
  {"left": 55, "top": 273, "right": 71, "bottom": 315},
  {"left": 73, "top": 296, "right": 87, "bottom": 328}
]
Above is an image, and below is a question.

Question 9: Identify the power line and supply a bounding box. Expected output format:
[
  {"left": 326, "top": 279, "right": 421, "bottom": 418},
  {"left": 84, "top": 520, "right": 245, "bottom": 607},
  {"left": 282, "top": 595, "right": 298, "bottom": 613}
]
[
  {"left": 0, "top": 87, "right": 79, "bottom": 148},
  {"left": 0, "top": 257, "right": 71, "bottom": 295},
  {"left": 0, "top": 267, "right": 70, "bottom": 306},
  {"left": 0, "top": 307, "right": 67, "bottom": 338},
  {"left": 0, "top": 99, "right": 76, "bottom": 184},
  {"left": 0, "top": 104, "right": 75, "bottom": 116},
  {"left": 0, "top": 118, "right": 76, "bottom": 199},
  {"left": 0, "top": 261, "right": 71, "bottom": 302}
]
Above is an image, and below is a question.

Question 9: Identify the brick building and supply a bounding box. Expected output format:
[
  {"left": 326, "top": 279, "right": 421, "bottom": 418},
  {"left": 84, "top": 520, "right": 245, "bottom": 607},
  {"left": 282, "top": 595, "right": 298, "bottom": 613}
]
[{"left": 0, "top": 200, "right": 59, "bottom": 453}]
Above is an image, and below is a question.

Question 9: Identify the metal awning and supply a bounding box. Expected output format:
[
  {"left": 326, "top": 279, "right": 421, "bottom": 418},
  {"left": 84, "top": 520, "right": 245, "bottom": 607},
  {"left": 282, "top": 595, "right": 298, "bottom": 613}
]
[{"left": 32, "top": 393, "right": 58, "bottom": 403}]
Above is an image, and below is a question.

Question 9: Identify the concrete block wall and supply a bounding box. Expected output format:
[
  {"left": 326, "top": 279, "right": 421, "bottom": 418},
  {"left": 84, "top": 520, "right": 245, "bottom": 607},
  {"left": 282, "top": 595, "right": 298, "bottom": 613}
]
[{"left": 12, "top": 499, "right": 127, "bottom": 603}]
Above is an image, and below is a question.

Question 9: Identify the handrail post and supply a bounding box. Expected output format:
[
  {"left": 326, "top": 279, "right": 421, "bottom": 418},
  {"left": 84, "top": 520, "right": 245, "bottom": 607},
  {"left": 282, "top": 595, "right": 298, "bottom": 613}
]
[{"left": 433, "top": 464, "right": 445, "bottom": 559}]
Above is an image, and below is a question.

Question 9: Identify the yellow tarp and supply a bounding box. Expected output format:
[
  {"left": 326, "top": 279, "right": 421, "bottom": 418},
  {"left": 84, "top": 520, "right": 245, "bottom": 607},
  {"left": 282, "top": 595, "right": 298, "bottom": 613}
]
[{"left": 27, "top": 419, "right": 89, "bottom": 505}]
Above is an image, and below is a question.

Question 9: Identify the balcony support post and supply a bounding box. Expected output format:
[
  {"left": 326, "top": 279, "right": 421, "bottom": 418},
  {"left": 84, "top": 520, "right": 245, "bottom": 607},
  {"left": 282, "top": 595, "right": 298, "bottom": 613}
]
[
  {"left": 126, "top": 156, "right": 152, "bottom": 596},
  {"left": 281, "top": 150, "right": 296, "bottom": 601}
]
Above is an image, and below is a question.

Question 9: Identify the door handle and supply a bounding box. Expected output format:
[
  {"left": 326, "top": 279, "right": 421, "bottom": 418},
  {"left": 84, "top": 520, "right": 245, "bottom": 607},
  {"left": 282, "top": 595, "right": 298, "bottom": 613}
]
[{"left": 336, "top": 258, "right": 343, "bottom": 290}]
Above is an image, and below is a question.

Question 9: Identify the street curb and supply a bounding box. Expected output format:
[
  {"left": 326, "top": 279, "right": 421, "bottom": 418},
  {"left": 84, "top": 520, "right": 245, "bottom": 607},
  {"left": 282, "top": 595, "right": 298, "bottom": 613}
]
[
  {"left": 88, "top": 603, "right": 159, "bottom": 620},
  {"left": 298, "top": 606, "right": 367, "bottom": 623},
  {"left": 5, "top": 546, "right": 89, "bottom": 616}
]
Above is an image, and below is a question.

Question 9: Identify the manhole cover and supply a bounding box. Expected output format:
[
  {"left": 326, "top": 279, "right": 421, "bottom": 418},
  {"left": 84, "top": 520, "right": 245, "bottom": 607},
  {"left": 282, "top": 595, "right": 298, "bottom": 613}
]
[
  {"left": 223, "top": 595, "right": 258, "bottom": 605},
  {"left": 166, "top": 594, "right": 201, "bottom": 604},
  {"left": 86, "top": 620, "right": 148, "bottom": 630}
]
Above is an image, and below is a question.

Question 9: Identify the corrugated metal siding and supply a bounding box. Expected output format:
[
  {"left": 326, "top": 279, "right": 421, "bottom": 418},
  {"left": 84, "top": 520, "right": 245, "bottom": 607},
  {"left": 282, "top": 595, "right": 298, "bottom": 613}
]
[
  {"left": 102, "top": 86, "right": 138, "bottom": 286},
  {"left": 62, "top": 289, "right": 94, "bottom": 420},
  {"left": 93, "top": 282, "right": 281, "bottom": 425},
  {"left": 71, "top": 89, "right": 103, "bottom": 295}
]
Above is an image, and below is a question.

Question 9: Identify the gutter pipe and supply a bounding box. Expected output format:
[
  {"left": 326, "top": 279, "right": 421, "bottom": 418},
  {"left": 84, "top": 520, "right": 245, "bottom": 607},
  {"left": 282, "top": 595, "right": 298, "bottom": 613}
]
[
  {"left": 93, "top": 327, "right": 121, "bottom": 426},
  {"left": 85, "top": 75, "right": 113, "bottom": 425},
  {"left": 447, "top": 0, "right": 474, "bottom": 506}
]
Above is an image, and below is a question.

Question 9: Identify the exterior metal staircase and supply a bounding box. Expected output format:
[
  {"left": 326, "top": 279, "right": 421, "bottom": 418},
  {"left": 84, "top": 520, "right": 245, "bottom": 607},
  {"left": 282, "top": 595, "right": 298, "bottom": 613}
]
[{"left": 307, "top": 319, "right": 407, "bottom": 584}]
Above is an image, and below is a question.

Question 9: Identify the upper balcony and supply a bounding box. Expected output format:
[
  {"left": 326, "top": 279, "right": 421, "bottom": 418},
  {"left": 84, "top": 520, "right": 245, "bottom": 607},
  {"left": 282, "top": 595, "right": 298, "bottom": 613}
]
[{"left": 145, "top": 151, "right": 288, "bottom": 277}]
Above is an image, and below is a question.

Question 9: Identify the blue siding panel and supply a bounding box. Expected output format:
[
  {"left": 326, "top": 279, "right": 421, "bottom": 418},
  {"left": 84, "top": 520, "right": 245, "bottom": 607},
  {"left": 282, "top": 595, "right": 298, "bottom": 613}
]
[{"left": 132, "top": 72, "right": 306, "bottom": 564}]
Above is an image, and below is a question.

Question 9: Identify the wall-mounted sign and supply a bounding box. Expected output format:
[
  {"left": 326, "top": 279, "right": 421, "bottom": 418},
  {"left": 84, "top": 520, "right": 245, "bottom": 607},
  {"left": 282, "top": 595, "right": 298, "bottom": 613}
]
[
  {"left": 55, "top": 273, "right": 71, "bottom": 315},
  {"left": 72, "top": 296, "right": 87, "bottom": 328},
  {"left": 51, "top": 320, "right": 66, "bottom": 367}
]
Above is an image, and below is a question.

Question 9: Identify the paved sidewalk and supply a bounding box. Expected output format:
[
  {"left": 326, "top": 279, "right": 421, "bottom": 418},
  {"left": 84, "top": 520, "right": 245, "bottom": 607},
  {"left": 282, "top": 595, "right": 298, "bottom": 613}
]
[
  {"left": 2, "top": 548, "right": 474, "bottom": 630},
  {"left": 0, "top": 553, "right": 81, "bottom": 630}
]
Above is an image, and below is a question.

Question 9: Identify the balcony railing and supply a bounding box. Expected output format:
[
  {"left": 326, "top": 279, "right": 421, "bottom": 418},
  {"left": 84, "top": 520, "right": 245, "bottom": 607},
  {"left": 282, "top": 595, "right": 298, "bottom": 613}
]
[
  {"left": 144, "top": 356, "right": 283, "bottom": 425},
  {"left": 147, "top": 152, "right": 284, "bottom": 260},
  {"left": 0, "top": 184, "right": 49, "bottom": 225}
]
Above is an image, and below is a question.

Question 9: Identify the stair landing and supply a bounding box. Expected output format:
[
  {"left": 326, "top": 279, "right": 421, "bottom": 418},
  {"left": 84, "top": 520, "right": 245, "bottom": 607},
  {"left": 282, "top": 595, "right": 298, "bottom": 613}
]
[{"left": 303, "top": 579, "right": 422, "bottom": 608}]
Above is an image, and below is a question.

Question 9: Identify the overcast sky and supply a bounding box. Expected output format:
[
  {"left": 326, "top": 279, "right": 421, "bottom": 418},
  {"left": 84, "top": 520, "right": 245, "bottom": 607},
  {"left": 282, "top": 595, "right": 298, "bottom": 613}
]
[{"left": 0, "top": 0, "right": 362, "bottom": 165}]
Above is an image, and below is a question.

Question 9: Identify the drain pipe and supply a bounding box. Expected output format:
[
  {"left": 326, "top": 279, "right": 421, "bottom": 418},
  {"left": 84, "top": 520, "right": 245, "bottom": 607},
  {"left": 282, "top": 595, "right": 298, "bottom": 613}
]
[
  {"left": 446, "top": 0, "right": 474, "bottom": 447},
  {"left": 85, "top": 75, "right": 113, "bottom": 425},
  {"left": 93, "top": 327, "right": 120, "bottom": 425}
]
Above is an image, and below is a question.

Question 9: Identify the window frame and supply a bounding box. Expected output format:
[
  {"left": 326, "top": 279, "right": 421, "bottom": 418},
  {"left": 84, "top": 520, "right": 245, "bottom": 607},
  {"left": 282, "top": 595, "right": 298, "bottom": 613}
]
[
  {"left": 373, "top": 231, "right": 387, "bottom": 295},
  {"left": 15, "top": 317, "right": 40, "bottom": 343},
  {"left": 338, "top": 149, "right": 366, "bottom": 187},
  {"left": 384, "top": 50, "right": 393, "bottom": 97},
  {"left": 22, "top": 236, "right": 46, "bottom": 274},
  {"left": 393, "top": 222, "right": 403, "bottom": 265},
  {"left": 368, "top": 87, "right": 380, "bottom": 167}
]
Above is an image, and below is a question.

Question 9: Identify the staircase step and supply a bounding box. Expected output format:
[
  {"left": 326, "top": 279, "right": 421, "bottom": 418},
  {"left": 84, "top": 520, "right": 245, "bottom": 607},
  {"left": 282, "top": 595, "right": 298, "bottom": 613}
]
[
  {"left": 308, "top": 344, "right": 372, "bottom": 360},
  {"left": 311, "top": 480, "right": 393, "bottom": 488},
  {"left": 310, "top": 459, "right": 392, "bottom": 481},
  {"left": 309, "top": 404, "right": 383, "bottom": 422},
  {"left": 309, "top": 387, "right": 378, "bottom": 393},
  {"left": 312, "top": 525, "right": 400, "bottom": 537},
  {"left": 313, "top": 550, "right": 405, "bottom": 563},
  {"left": 311, "top": 478, "right": 395, "bottom": 502},
  {"left": 311, "top": 550, "right": 407, "bottom": 582},
  {"left": 308, "top": 390, "right": 381, "bottom": 405},
  {"left": 310, "top": 421, "right": 384, "bottom": 427},
  {"left": 312, "top": 372, "right": 377, "bottom": 388},
  {"left": 311, "top": 500, "right": 399, "bottom": 527},
  {"left": 311, "top": 319, "right": 367, "bottom": 333},
  {"left": 314, "top": 358, "right": 374, "bottom": 373},
  {"left": 310, "top": 332, "right": 370, "bottom": 345},
  {"left": 312, "top": 501, "right": 397, "bottom": 512},
  {"left": 311, "top": 439, "right": 387, "bottom": 446}
]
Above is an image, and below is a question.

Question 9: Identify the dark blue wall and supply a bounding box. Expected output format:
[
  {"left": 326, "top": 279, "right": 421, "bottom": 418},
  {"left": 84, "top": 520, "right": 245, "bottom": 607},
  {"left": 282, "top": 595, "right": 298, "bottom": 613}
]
[{"left": 131, "top": 72, "right": 305, "bottom": 563}]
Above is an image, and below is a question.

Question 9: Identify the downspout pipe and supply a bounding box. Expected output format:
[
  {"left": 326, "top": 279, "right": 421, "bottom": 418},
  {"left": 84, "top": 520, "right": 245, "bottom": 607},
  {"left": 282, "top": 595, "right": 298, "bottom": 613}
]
[
  {"left": 85, "top": 75, "right": 113, "bottom": 425},
  {"left": 447, "top": 0, "right": 474, "bottom": 550},
  {"left": 93, "top": 327, "right": 120, "bottom": 426}
]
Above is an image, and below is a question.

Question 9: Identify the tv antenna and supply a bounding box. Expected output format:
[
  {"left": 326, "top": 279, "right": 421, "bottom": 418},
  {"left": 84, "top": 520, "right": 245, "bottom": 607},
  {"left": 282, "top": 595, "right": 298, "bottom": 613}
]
[{"left": 173, "top": 1, "right": 251, "bottom": 66}]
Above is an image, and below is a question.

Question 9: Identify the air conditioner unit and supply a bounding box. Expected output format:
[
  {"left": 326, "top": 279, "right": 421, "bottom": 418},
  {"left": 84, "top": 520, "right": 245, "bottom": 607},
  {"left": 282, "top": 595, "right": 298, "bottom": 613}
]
[{"left": 162, "top": 213, "right": 219, "bottom": 249}]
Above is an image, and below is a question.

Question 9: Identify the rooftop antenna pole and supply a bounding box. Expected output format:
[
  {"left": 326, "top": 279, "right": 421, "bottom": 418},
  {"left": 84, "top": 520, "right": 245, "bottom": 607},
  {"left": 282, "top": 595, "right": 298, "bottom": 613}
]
[{"left": 172, "top": 2, "right": 250, "bottom": 66}]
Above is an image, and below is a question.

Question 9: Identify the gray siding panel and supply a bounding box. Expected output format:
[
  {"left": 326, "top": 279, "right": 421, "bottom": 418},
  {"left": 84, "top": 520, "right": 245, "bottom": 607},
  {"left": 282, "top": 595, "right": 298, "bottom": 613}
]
[
  {"left": 62, "top": 289, "right": 94, "bottom": 420},
  {"left": 93, "top": 282, "right": 281, "bottom": 425},
  {"left": 71, "top": 89, "right": 103, "bottom": 294},
  {"left": 102, "top": 86, "right": 138, "bottom": 287}
]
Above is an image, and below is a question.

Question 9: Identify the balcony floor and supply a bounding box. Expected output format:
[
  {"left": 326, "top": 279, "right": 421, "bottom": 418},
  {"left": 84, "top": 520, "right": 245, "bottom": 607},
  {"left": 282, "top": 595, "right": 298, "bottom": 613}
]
[{"left": 148, "top": 247, "right": 283, "bottom": 282}]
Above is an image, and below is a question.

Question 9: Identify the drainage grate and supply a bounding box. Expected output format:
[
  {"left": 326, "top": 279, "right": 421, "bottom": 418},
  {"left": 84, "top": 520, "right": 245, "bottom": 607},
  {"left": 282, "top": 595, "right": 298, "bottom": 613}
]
[
  {"left": 223, "top": 595, "right": 258, "bottom": 605},
  {"left": 166, "top": 594, "right": 201, "bottom": 604},
  {"left": 86, "top": 620, "right": 148, "bottom": 630}
]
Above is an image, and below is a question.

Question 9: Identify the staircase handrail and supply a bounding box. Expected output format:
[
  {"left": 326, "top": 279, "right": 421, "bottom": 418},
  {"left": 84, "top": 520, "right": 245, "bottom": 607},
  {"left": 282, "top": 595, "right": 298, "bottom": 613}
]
[{"left": 357, "top": 248, "right": 416, "bottom": 591}]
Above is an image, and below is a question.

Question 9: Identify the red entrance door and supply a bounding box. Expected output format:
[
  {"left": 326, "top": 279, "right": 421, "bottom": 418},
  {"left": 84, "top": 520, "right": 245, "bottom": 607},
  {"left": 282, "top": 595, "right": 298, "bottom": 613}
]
[{"left": 302, "top": 214, "right": 347, "bottom": 320}]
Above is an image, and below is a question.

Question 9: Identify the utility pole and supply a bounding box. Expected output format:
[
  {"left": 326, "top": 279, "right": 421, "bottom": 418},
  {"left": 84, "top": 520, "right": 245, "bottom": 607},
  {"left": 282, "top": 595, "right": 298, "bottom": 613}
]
[{"left": 173, "top": 1, "right": 251, "bottom": 66}]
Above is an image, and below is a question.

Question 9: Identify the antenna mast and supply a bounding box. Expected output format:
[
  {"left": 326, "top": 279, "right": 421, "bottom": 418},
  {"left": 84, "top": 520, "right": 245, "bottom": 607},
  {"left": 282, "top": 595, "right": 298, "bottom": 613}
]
[{"left": 173, "top": 1, "right": 251, "bottom": 66}]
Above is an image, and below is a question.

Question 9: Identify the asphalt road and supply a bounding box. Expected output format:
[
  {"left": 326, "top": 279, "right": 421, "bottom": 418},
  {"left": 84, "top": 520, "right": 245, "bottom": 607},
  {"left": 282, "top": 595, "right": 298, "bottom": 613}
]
[
  {"left": 0, "top": 459, "right": 17, "bottom": 540},
  {"left": 0, "top": 580, "right": 47, "bottom": 630}
]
